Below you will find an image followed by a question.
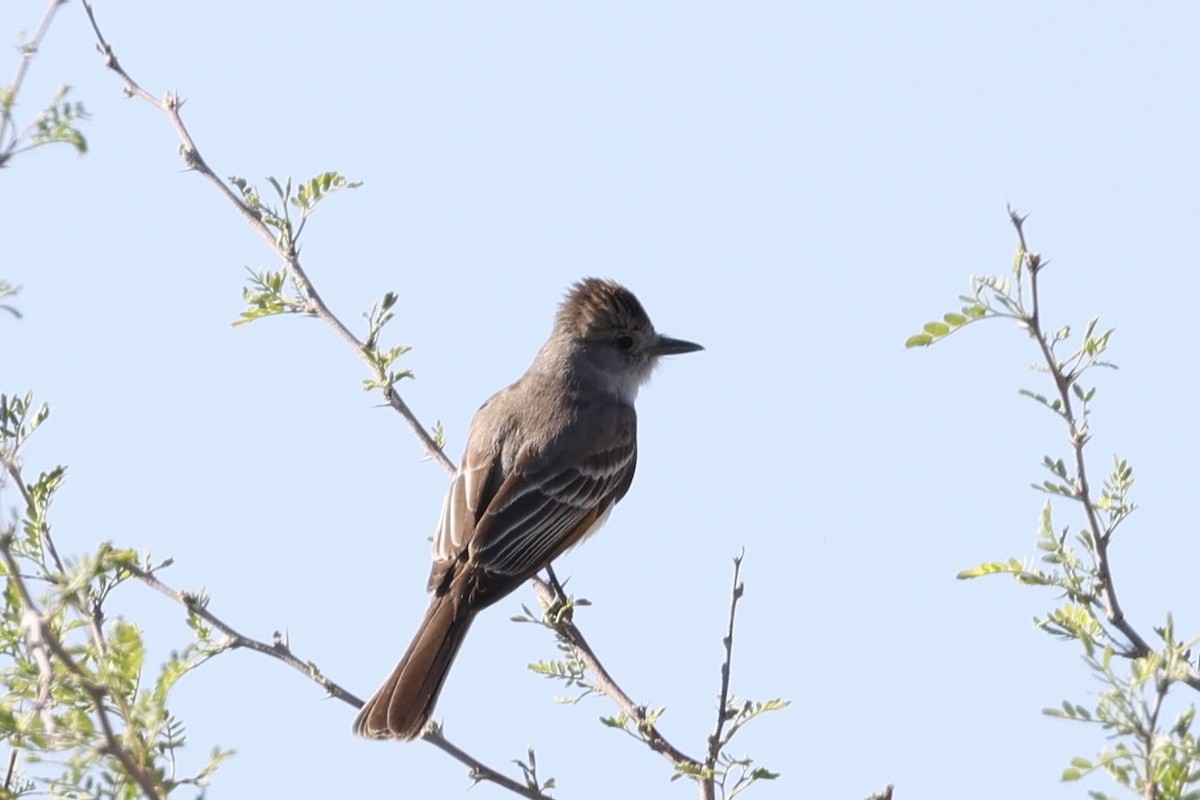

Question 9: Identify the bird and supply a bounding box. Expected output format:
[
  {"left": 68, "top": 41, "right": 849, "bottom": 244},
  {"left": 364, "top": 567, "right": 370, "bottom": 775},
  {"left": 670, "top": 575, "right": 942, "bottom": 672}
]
[{"left": 353, "top": 277, "right": 702, "bottom": 740}]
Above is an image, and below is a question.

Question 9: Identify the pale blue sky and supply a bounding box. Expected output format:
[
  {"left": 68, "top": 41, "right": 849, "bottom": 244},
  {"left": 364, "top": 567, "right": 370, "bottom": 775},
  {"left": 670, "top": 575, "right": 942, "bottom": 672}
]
[{"left": 6, "top": 2, "right": 1200, "bottom": 798}]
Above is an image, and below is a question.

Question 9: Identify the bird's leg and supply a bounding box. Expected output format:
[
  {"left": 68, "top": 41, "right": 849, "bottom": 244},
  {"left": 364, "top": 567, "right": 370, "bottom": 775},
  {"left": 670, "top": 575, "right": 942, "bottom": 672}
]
[
  {"left": 542, "top": 564, "right": 575, "bottom": 623},
  {"left": 544, "top": 564, "right": 568, "bottom": 603}
]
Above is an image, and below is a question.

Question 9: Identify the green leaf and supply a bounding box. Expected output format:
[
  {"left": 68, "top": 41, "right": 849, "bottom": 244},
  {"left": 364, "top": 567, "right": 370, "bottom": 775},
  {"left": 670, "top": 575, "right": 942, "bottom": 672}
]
[
  {"left": 104, "top": 619, "right": 146, "bottom": 697},
  {"left": 957, "top": 562, "right": 1010, "bottom": 579},
  {"left": 905, "top": 333, "right": 933, "bottom": 348}
]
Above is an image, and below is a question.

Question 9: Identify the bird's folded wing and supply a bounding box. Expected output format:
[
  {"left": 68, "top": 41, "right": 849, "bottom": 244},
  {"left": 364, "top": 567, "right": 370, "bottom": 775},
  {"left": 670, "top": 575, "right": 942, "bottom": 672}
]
[{"left": 469, "top": 435, "right": 636, "bottom": 579}]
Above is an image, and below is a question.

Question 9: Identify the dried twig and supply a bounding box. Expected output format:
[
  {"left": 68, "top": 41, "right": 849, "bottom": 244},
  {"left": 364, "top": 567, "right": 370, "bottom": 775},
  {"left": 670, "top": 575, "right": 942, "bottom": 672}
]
[{"left": 702, "top": 551, "right": 745, "bottom": 800}]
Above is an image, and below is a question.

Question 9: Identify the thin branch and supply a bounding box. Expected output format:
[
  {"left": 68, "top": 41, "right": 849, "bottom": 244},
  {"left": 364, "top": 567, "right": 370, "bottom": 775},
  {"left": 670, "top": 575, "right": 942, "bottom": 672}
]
[
  {"left": 1007, "top": 208, "right": 1200, "bottom": 693},
  {"left": 3, "top": 747, "right": 16, "bottom": 794},
  {"left": 0, "top": 533, "right": 163, "bottom": 800},
  {"left": 0, "top": 0, "right": 64, "bottom": 156},
  {"left": 424, "top": 727, "right": 553, "bottom": 800},
  {"left": 2, "top": 457, "right": 65, "bottom": 573},
  {"left": 128, "top": 561, "right": 546, "bottom": 797},
  {"left": 531, "top": 577, "right": 701, "bottom": 771},
  {"left": 702, "top": 550, "right": 745, "bottom": 800},
  {"left": 8, "top": 442, "right": 534, "bottom": 797},
  {"left": 1008, "top": 209, "right": 1153, "bottom": 656},
  {"left": 127, "top": 562, "right": 363, "bottom": 707},
  {"left": 78, "top": 0, "right": 453, "bottom": 474}
]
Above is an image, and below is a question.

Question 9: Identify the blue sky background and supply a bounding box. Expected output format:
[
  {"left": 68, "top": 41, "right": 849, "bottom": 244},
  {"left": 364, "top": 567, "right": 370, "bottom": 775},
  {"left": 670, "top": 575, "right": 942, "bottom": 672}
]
[{"left": 5, "top": 2, "right": 1200, "bottom": 798}]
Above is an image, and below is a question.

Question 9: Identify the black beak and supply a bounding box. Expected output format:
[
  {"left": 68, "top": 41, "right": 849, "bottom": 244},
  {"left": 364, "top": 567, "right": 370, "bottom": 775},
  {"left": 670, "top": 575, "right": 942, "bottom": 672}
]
[{"left": 650, "top": 335, "right": 704, "bottom": 356}]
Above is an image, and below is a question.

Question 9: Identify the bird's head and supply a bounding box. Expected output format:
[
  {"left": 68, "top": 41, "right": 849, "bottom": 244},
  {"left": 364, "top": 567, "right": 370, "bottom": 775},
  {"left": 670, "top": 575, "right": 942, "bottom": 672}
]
[{"left": 553, "top": 278, "right": 703, "bottom": 401}]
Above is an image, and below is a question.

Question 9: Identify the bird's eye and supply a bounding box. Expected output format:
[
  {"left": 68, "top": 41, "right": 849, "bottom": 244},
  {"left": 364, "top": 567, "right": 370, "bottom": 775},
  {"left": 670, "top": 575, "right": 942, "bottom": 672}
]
[{"left": 615, "top": 334, "right": 635, "bottom": 351}]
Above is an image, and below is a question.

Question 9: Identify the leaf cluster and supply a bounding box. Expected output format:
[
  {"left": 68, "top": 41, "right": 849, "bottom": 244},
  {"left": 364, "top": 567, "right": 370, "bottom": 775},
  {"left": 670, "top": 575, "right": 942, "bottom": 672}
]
[
  {"left": 1, "top": 393, "right": 232, "bottom": 798},
  {"left": 1, "top": 2, "right": 89, "bottom": 169}
]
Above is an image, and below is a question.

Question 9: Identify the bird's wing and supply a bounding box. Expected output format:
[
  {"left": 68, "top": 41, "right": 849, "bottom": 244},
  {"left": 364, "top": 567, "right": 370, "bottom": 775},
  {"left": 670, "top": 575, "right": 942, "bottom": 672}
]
[{"left": 468, "top": 411, "right": 637, "bottom": 586}]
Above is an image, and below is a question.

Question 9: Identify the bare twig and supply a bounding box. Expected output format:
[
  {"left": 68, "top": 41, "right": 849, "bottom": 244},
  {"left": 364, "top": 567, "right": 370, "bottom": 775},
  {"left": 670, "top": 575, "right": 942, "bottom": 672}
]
[
  {"left": 3, "top": 747, "right": 17, "bottom": 794},
  {"left": 129, "top": 560, "right": 549, "bottom": 797},
  {"left": 424, "top": 727, "right": 554, "bottom": 800},
  {"left": 701, "top": 551, "right": 745, "bottom": 800},
  {"left": 0, "top": 533, "right": 163, "bottom": 800},
  {"left": 0, "top": 0, "right": 64, "bottom": 157},
  {"left": 79, "top": 0, "right": 453, "bottom": 474},
  {"left": 128, "top": 562, "right": 363, "bottom": 706}
]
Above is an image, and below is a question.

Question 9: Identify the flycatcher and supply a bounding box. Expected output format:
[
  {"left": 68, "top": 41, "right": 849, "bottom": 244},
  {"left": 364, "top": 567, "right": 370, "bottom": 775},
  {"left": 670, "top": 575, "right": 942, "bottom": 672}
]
[{"left": 354, "top": 278, "right": 702, "bottom": 741}]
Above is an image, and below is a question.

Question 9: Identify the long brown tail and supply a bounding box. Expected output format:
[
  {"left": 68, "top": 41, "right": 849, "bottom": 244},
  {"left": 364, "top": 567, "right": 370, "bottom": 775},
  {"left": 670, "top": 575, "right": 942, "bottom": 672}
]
[{"left": 353, "top": 593, "right": 474, "bottom": 740}]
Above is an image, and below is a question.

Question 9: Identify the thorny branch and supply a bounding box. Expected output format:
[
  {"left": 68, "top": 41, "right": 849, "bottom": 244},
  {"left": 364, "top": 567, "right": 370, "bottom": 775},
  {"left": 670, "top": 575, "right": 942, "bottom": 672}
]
[{"left": 129, "top": 562, "right": 363, "bottom": 707}]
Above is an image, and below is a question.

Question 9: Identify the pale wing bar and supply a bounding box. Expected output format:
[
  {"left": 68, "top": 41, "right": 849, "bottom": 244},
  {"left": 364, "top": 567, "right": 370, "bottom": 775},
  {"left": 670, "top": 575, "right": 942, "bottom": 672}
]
[{"left": 431, "top": 459, "right": 494, "bottom": 561}]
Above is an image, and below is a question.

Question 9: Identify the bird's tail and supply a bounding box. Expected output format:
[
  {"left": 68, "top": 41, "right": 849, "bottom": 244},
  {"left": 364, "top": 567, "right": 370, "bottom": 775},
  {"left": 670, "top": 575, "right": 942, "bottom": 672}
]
[{"left": 353, "top": 593, "right": 474, "bottom": 741}]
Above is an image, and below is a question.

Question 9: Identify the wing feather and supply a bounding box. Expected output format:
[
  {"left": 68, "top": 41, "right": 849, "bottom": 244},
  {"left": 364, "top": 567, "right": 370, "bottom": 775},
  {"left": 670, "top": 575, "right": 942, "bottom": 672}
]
[{"left": 471, "top": 436, "right": 636, "bottom": 580}]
